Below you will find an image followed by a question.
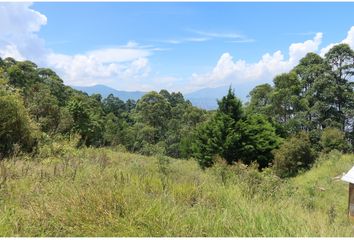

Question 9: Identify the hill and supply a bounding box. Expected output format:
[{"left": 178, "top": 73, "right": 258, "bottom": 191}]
[
  {"left": 0, "top": 141, "right": 353, "bottom": 237},
  {"left": 72, "top": 84, "right": 146, "bottom": 101}
]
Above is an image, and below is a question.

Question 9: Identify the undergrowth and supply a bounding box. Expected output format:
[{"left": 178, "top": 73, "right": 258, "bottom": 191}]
[{"left": 0, "top": 140, "right": 353, "bottom": 237}]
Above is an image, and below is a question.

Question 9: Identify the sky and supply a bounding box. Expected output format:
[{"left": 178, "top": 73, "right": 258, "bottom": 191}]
[{"left": 0, "top": 2, "right": 354, "bottom": 94}]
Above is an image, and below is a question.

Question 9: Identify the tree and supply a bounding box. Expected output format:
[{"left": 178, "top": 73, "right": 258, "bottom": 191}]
[
  {"left": 102, "top": 113, "right": 121, "bottom": 146},
  {"left": 294, "top": 53, "right": 331, "bottom": 131},
  {"left": 0, "top": 88, "right": 38, "bottom": 156},
  {"left": 37, "top": 68, "right": 68, "bottom": 105},
  {"left": 67, "top": 99, "right": 103, "bottom": 146},
  {"left": 193, "top": 114, "right": 231, "bottom": 168},
  {"left": 271, "top": 71, "right": 301, "bottom": 129},
  {"left": 320, "top": 127, "right": 350, "bottom": 153},
  {"left": 246, "top": 83, "right": 273, "bottom": 116},
  {"left": 102, "top": 94, "right": 126, "bottom": 117},
  {"left": 57, "top": 107, "right": 74, "bottom": 134},
  {"left": 125, "top": 99, "right": 136, "bottom": 112},
  {"left": 135, "top": 91, "right": 171, "bottom": 138},
  {"left": 7, "top": 60, "right": 39, "bottom": 89},
  {"left": 324, "top": 44, "right": 354, "bottom": 130},
  {"left": 237, "top": 114, "right": 282, "bottom": 168},
  {"left": 26, "top": 83, "right": 61, "bottom": 133},
  {"left": 217, "top": 86, "right": 243, "bottom": 122}
]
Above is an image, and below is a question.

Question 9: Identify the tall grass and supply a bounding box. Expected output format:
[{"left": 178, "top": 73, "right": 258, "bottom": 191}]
[{"left": 0, "top": 141, "right": 353, "bottom": 236}]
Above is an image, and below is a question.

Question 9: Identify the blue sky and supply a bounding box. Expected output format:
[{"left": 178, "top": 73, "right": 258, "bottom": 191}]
[{"left": 1, "top": 2, "right": 354, "bottom": 93}]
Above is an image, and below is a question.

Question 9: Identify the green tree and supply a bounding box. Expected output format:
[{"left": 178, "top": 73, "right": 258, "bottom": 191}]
[
  {"left": 135, "top": 91, "right": 171, "bottom": 138},
  {"left": 193, "top": 114, "right": 228, "bottom": 168},
  {"left": 237, "top": 114, "right": 282, "bottom": 168},
  {"left": 7, "top": 60, "right": 39, "bottom": 89},
  {"left": 271, "top": 71, "right": 301, "bottom": 129},
  {"left": 320, "top": 127, "right": 350, "bottom": 153},
  {"left": 37, "top": 68, "right": 68, "bottom": 105},
  {"left": 0, "top": 88, "right": 38, "bottom": 156},
  {"left": 324, "top": 44, "right": 354, "bottom": 130},
  {"left": 217, "top": 86, "right": 243, "bottom": 122},
  {"left": 26, "top": 83, "right": 61, "bottom": 133},
  {"left": 102, "top": 94, "right": 126, "bottom": 117},
  {"left": 246, "top": 83, "right": 273, "bottom": 116},
  {"left": 102, "top": 113, "right": 121, "bottom": 146},
  {"left": 294, "top": 53, "right": 331, "bottom": 131},
  {"left": 67, "top": 99, "right": 103, "bottom": 146}
]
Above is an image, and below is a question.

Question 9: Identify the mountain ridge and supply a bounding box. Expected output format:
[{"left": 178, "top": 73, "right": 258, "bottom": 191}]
[{"left": 72, "top": 83, "right": 255, "bottom": 110}]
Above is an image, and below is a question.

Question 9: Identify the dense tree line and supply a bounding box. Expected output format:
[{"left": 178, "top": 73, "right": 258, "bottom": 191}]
[
  {"left": 0, "top": 57, "right": 207, "bottom": 159},
  {"left": 0, "top": 43, "right": 353, "bottom": 178},
  {"left": 193, "top": 44, "right": 354, "bottom": 174},
  {"left": 247, "top": 44, "right": 354, "bottom": 138}
]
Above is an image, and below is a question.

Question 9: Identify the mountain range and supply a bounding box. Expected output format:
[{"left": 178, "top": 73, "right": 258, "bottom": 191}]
[{"left": 72, "top": 83, "right": 258, "bottom": 110}]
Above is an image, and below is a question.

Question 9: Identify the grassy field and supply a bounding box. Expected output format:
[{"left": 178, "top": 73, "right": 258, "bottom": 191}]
[{"left": 0, "top": 140, "right": 353, "bottom": 236}]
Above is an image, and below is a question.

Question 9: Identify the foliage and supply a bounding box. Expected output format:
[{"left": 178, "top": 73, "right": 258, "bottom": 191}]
[
  {"left": 194, "top": 89, "right": 280, "bottom": 169},
  {"left": 237, "top": 114, "right": 282, "bottom": 168},
  {"left": 247, "top": 44, "right": 354, "bottom": 148},
  {"left": 1, "top": 44, "right": 354, "bottom": 179},
  {"left": 217, "top": 86, "right": 243, "bottom": 122},
  {"left": 273, "top": 132, "right": 317, "bottom": 178},
  {"left": 0, "top": 87, "right": 39, "bottom": 156},
  {"left": 320, "top": 128, "right": 350, "bottom": 153}
]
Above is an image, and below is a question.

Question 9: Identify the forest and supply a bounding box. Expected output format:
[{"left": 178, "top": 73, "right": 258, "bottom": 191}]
[{"left": 0, "top": 43, "right": 354, "bottom": 236}]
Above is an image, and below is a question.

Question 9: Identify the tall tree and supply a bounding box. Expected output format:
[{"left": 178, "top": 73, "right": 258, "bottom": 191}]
[
  {"left": 246, "top": 83, "right": 273, "bottom": 116},
  {"left": 135, "top": 91, "right": 171, "bottom": 138},
  {"left": 324, "top": 44, "right": 354, "bottom": 131},
  {"left": 217, "top": 86, "right": 243, "bottom": 122}
]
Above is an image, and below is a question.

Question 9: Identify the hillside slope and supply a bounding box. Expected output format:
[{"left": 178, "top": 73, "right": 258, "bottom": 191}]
[{"left": 0, "top": 143, "right": 353, "bottom": 237}]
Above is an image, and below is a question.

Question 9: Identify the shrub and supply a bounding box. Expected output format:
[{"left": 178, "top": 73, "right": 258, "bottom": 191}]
[
  {"left": 0, "top": 88, "right": 39, "bottom": 156},
  {"left": 138, "top": 141, "right": 166, "bottom": 156},
  {"left": 273, "top": 132, "right": 316, "bottom": 178},
  {"left": 320, "top": 127, "right": 350, "bottom": 153}
]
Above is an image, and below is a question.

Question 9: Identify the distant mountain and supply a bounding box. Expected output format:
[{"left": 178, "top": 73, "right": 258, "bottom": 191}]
[
  {"left": 185, "top": 82, "right": 257, "bottom": 110},
  {"left": 72, "top": 82, "right": 259, "bottom": 110},
  {"left": 72, "top": 85, "right": 146, "bottom": 101}
]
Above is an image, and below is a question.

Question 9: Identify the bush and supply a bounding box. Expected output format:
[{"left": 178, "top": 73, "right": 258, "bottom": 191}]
[
  {"left": 273, "top": 132, "right": 316, "bottom": 178},
  {"left": 320, "top": 128, "right": 350, "bottom": 153},
  {"left": 138, "top": 141, "right": 166, "bottom": 156},
  {"left": 0, "top": 88, "right": 39, "bottom": 156}
]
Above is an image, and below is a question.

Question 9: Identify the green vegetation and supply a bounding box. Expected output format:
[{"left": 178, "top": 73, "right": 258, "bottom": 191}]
[
  {"left": 0, "top": 142, "right": 353, "bottom": 236},
  {"left": 0, "top": 83, "right": 39, "bottom": 156},
  {"left": 273, "top": 132, "right": 317, "bottom": 178},
  {"left": 0, "top": 43, "right": 354, "bottom": 236}
]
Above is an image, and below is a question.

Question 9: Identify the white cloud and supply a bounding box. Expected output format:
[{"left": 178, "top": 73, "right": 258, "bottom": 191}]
[
  {"left": 227, "top": 39, "right": 255, "bottom": 43},
  {"left": 320, "top": 26, "right": 354, "bottom": 56},
  {"left": 190, "top": 29, "right": 245, "bottom": 39},
  {"left": 0, "top": 3, "right": 155, "bottom": 91},
  {"left": 0, "top": 3, "right": 46, "bottom": 36},
  {"left": 157, "top": 29, "right": 254, "bottom": 45},
  {"left": 188, "top": 32, "right": 323, "bottom": 92},
  {"left": 45, "top": 40, "right": 153, "bottom": 88},
  {"left": 47, "top": 51, "right": 151, "bottom": 88},
  {"left": 0, "top": 43, "right": 24, "bottom": 60},
  {"left": 0, "top": 3, "right": 47, "bottom": 63},
  {"left": 188, "top": 29, "right": 255, "bottom": 44},
  {"left": 1, "top": 3, "right": 353, "bottom": 94},
  {"left": 87, "top": 42, "right": 151, "bottom": 63},
  {"left": 157, "top": 37, "right": 210, "bottom": 45}
]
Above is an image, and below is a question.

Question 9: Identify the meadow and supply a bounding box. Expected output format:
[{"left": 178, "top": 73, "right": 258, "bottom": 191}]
[{"left": 0, "top": 139, "right": 353, "bottom": 237}]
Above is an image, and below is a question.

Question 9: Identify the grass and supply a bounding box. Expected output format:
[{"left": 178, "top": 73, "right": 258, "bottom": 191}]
[{"left": 0, "top": 141, "right": 353, "bottom": 236}]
